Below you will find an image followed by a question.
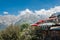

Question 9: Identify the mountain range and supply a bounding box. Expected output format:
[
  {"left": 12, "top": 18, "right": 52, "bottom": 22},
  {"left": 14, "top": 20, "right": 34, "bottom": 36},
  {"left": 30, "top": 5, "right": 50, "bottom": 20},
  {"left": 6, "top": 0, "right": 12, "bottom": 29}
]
[{"left": 0, "top": 12, "right": 50, "bottom": 30}]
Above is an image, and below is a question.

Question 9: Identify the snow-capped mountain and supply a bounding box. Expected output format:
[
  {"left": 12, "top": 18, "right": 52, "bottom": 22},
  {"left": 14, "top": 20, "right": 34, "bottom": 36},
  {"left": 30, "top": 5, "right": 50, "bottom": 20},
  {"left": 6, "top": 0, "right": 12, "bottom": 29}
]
[
  {"left": 15, "top": 9, "right": 49, "bottom": 25},
  {"left": 0, "top": 12, "right": 49, "bottom": 30},
  {"left": 15, "top": 12, "right": 49, "bottom": 25},
  {"left": 0, "top": 15, "right": 17, "bottom": 25},
  {"left": 0, "top": 15, "right": 17, "bottom": 30},
  {"left": 15, "top": 13, "right": 40, "bottom": 25}
]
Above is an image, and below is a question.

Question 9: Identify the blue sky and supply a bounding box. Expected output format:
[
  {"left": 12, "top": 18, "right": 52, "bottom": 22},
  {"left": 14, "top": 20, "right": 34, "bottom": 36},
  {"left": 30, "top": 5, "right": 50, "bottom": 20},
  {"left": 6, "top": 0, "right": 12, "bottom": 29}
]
[{"left": 0, "top": 0, "right": 60, "bottom": 15}]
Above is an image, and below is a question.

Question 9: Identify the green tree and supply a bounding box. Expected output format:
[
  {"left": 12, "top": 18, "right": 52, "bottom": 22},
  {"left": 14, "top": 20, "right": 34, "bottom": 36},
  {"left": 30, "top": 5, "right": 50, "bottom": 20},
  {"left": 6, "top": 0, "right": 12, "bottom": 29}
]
[{"left": 20, "top": 23, "right": 30, "bottom": 31}]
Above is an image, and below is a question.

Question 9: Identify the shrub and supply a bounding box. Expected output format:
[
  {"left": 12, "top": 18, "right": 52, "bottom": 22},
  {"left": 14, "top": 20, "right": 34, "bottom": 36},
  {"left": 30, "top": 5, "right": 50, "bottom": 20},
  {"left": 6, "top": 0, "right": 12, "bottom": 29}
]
[
  {"left": 0, "top": 25, "right": 20, "bottom": 40},
  {"left": 0, "top": 23, "right": 43, "bottom": 40}
]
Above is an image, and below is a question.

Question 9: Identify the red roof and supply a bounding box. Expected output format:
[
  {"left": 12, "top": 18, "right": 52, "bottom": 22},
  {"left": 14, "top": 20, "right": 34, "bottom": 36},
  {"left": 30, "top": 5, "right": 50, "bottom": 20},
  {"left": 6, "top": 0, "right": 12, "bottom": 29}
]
[
  {"left": 31, "top": 24, "right": 38, "bottom": 26},
  {"left": 31, "top": 20, "right": 45, "bottom": 26},
  {"left": 31, "top": 17, "right": 56, "bottom": 26},
  {"left": 37, "top": 20, "right": 45, "bottom": 23}
]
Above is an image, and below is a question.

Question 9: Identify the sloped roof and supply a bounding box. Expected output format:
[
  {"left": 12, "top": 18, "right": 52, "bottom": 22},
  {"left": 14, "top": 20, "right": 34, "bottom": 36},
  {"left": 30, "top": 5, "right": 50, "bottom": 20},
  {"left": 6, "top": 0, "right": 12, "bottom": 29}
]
[{"left": 50, "top": 26, "right": 60, "bottom": 30}]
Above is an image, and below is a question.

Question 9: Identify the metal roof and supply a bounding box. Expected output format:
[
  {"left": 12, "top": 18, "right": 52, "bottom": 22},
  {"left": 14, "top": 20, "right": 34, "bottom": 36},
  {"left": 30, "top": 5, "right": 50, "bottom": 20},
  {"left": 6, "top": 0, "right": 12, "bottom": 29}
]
[
  {"left": 39, "top": 23, "right": 55, "bottom": 26},
  {"left": 50, "top": 27, "right": 60, "bottom": 30}
]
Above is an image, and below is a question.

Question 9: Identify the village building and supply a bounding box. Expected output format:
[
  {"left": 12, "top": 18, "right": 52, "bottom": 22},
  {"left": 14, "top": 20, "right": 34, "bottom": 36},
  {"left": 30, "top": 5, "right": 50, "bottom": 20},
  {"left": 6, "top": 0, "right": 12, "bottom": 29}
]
[{"left": 32, "top": 12, "right": 60, "bottom": 40}]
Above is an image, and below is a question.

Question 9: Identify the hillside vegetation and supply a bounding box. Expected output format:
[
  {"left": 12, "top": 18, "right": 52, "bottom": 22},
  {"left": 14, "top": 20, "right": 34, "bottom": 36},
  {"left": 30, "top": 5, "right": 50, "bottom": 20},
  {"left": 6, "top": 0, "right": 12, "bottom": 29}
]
[{"left": 0, "top": 23, "right": 43, "bottom": 40}]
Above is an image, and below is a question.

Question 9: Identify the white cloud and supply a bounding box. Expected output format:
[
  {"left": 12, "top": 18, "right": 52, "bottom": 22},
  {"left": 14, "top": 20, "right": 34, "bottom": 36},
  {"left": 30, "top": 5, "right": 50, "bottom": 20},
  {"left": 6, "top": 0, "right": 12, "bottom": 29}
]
[
  {"left": 49, "top": 6, "right": 60, "bottom": 13},
  {"left": 17, "top": 6, "right": 60, "bottom": 18},
  {"left": 35, "top": 6, "right": 60, "bottom": 17},
  {"left": 3, "top": 11, "right": 8, "bottom": 15},
  {"left": 35, "top": 9, "right": 47, "bottom": 15},
  {"left": 19, "top": 9, "right": 33, "bottom": 15}
]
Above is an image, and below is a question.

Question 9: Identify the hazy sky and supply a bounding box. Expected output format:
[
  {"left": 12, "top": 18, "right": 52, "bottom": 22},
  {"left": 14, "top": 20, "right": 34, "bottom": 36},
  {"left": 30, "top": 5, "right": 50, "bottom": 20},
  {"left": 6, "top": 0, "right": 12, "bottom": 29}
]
[{"left": 0, "top": 0, "right": 60, "bottom": 15}]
